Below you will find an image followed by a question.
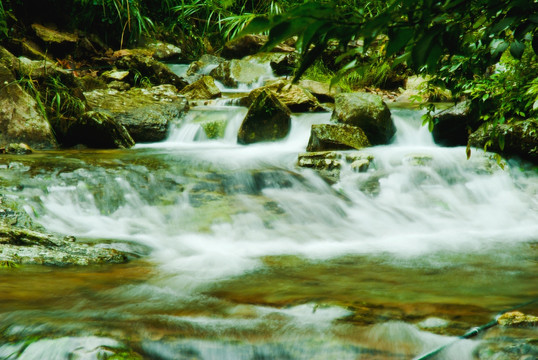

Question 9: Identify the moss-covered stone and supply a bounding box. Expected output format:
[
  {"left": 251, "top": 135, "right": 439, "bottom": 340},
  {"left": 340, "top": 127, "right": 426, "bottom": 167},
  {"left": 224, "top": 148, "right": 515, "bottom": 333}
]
[
  {"left": 332, "top": 92, "right": 394, "bottom": 145},
  {"left": 306, "top": 123, "right": 371, "bottom": 152},
  {"left": 200, "top": 119, "right": 227, "bottom": 139},
  {"left": 469, "top": 119, "right": 538, "bottom": 164},
  {"left": 237, "top": 89, "right": 291, "bottom": 144},
  {"left": 53, "top": 110, "right": 135, "bottom": 149},
  {"left": 179, "top": 75, "right": 221, "bottom": 100}
]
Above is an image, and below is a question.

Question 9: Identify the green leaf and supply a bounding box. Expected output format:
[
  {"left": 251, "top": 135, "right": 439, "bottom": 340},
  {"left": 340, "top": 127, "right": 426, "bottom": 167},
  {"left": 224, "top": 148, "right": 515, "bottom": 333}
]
[
  {"left": 410, "top": 31, "right": 437, "bottom": 70},
  {"left": 490, "top": 39, "right": 509, "bottom": 58},
  {"left": 489, "top": 17, "right": 515, "bottom": 34},
  {"left": 533, "top": 32, "right": 538, "bottom": 55},
  {"left": 510, "top": 40, "right": 525, "bottom": 59},
  {"left": 498, "top": 134, "right": 505, "bottom": 151},
  {"left": 236, "top": 16, "right": 271, "bottom": 38},
  {"left": 425, "top": 42, "right": 443, "bottom": 72},
  {"left": 386, "top": 27, "right": 414, "bottom": 57}
]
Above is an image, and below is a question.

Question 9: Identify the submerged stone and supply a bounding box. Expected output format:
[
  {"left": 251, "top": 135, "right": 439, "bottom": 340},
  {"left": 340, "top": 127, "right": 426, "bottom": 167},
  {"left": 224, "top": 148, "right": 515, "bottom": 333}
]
[{"left": 238, "top": 89, "right": 291, "bottom": 144}]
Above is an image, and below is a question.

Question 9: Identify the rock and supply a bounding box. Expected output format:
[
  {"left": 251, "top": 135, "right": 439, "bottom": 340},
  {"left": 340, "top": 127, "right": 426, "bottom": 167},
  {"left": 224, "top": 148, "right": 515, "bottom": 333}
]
[
  {"left": 238, "top": 89, "right": 291, "bottom": 144},
  {"left": 306, "top": 123, "right": 371, "bottom": 152},
  {"left": 469, "top": 119, "right": 538, "bottom": 163},
  {"left": 297, "top": 151, "right": 343, "bottom": 183},
  {"left": 0, "top": 64, "right": 58, "bottom": 149},
  {"left": 243, "top": 79, "right": 324, "bottom": 112},
  {"left": 432, "top": 101, "right": 479, "bottom": 146},
  {"left": 108, "top": 80, "right": 131, "bottom": 91},
  {"left": 53, "top": 110, "right": 135, "bottom": 149},
  {"left": 209, "top": 59, "right": 270, "bottom": 88},
  {"left": 0, "top": 143, "right": 33, "bottom": 155},
  {"left": 31, "top": 23, "right": 78, "bottom": 58},
  {"left": 85, "top": 85, "right": 189, "bottom": 142},
  {"left": 298, "top": 79, "right": 340, "bottom": 103},
  {"left": 17, "top": 57, "right": 80, "bottom": 88},
  {"left": 116, "top": 100, "right": 189, "bottom": 142},
  {"left": 497, "top": 311, "right": 538, "bottom": 327},
  {"left": 115, "top": 53, "right": 188, "bottom": 90},
  {"left": 0, "top": 46, "right": 19, "bottom": 70},
  {"left": 221, "top": 34, "right": 295, "bottom": 59},
  {"left": 186, "top": 54, "right": 226, "bottom": 76},
  {"left": 269, "top": 52, "right": 299, "bottom": 76},
  {"left": 0, "top": 224, "right": 128, "bottom": 266},
  {"left": 145, "top": 41, "right": 182, "bottom": 61},
  {"left": 101, "top": 70, "right": 130, "bottom": 82},
  {"left": 332, "top": 92, "right": 394, "bottom": 145},
  {"left": 179, "top": 75, "right": 221, "bottom": 100}
]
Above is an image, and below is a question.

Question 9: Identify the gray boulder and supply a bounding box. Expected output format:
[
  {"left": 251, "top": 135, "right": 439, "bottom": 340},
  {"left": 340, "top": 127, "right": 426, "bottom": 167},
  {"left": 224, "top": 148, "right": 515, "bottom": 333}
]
[
  {"left": 0, "top": 64, "right": 58, "bottom": 149},
  {"left": 332, "top": 92, "right": 394, "bottom": 144},
  {"left": 85, "top": 85, "right": 189, "bottom": 142},
  {"left": 238, "top": 89, "right": 291, "bottom": 144},
  {"left": 306, "top": 123, "right": 371, "bottom": 152},
  {"left": 179, "top": 75, "right": 222, "bottom": 100},
  {"left": 298, "top": 79, "right": 340, "bottom": 103},
  {"left": 469, "top": 119, "right": 538, "bottom": 163}
]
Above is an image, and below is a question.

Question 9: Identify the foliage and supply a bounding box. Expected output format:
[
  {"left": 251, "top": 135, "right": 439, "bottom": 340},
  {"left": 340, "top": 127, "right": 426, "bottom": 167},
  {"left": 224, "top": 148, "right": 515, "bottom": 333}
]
[{"left": 239, "top": 0, "right": 538, "bottom": 145}]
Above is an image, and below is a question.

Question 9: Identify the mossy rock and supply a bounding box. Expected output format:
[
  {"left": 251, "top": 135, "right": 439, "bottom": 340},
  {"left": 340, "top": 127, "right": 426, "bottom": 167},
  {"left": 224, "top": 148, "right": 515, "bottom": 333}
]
[
  {"left": 332, "top": 92, "right": 394, "bottom": 145},
  {"left": 54, "top": 110, "right": 135, "bottom": 149},
  {"left": 306, "top": 123, "right": 371, "bottom": 152},
  {"left": 238, "top": 89, "right": 291, "bottom": 144}
]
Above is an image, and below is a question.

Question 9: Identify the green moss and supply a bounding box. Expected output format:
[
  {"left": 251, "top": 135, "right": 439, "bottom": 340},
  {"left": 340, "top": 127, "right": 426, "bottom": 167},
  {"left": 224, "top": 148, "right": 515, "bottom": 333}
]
[{"left": 200, "top": 119, "right": 227, "bottom": 139}]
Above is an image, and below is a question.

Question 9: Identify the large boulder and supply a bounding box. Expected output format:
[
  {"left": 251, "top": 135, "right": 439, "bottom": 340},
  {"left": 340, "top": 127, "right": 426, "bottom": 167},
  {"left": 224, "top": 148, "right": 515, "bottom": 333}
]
[
  {"left": 238, "top": 89, "right": 291, "bottom": 144},
  {"left": 54, "top": 110, "right": 134, "bottom": 149},
  {"left": 0, "top": 64, "right": 57, "bottom": 149},
  {"left": 115, "top": 53, "right": 188, "bottom": 90},
  {"left": 432, "top": 101, "right": 479, "bottom": 146},
  {"left": 145, "top": 41, "right": 182, "bottom": 61},
  {"left": 242, "top": 79, "right": 324, "bottom": 112},
  {"left": 298, "top": 79, "right": 340, "bottom": 103},
  {"left": 331, "top": 92, "right": 394, "bottom": 144},
  {"left": 179, "top": 75, "right": 222, "bottom": 100},
  {"left": 468, "top": 119, "right": 538, "bottom": 163},
  {"left": 85, "top": 85, "right": 189, "bottom": 142},
  {"left": 221, "top": 34, "right": 294, "bottom": 59},
  {"left": 209, "top": 59, "right": 270, "bottom": 88},
  {"left": 306, "top": 123, "right": 371, "bottom": 152}
]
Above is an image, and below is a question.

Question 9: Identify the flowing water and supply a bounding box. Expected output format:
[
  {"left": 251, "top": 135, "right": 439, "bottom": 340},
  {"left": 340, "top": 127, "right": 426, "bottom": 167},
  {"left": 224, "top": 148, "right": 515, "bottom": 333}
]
[{"left": 0, "top": 79, "right": 537, "bottom": 359}]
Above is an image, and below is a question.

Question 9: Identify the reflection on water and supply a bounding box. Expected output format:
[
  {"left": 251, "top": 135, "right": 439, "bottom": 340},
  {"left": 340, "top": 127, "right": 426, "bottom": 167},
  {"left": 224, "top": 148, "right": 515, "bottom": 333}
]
[{"left": 0, "top": 107, "right": 537, "bottom": 359}]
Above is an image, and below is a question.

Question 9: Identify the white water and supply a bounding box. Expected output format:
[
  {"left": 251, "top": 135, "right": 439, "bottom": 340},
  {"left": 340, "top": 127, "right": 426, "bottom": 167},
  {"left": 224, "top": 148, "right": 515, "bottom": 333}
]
[{"left": 2, "top": 65, "right": 537, "bottom": 359}]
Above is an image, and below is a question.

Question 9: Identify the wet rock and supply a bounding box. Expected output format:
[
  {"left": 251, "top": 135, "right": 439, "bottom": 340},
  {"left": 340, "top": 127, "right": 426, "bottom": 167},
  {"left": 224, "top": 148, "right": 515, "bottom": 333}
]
[
  {"left": 243, "top": 79, "right": 324, "bottom": 112},
  {"left": 85, "top": 85, "right": 189, "bottom": 142},
  {"left": 432, "top": 101, "right": 479, "bottom": 147},
  {"left": 298, "top": 151, "right": 343, "bottom": 184},
  {"left": 221, "top": 34, "right": 295, "bottom": 59},
  {"left": 298, "top": 79, "right": 340, "bottom": 103},
  {"left": 497, "top": 311, "right": 538, "bottom": 327},
  {"left": 101, "top": 70, "right": 130, "bottom": 82},
  {"left": 0, "top": 64, "right": 58, "bottom": 149},
  {"left": 209, "top": 59, "right": 269, "bottom": 88},
  {"left": 186, "top": 54, "right": 226, "bottom": 76},
  {"left": 269, "top": 52, "right": 299, "bottom": 76},
  {"left": 306, "top": 124, "right": 371, "bottom": 152},
  {"left": 332, "top": 92, "right": 394, "bottom": 145},
  {"left": 115, "top": 53, "right": 188, "bottom": 90},
  {"left": 54, "top": 110, "right": 134, "bottom": 149},
  {"left": 298, "top": 151, "right": 374, "bottom": 184},
  {"left": 0, "top": 225, "right": 128, "bottom": 266},
  {"left": 0, "top": 143, "right": 33, "bottom": 155},
  {"left": 179, "top": 75, "right": 221, "bottom": 100},
  {"left": 238, "top": 89, "right": 291, "bottom": 144},
  {"left": 108, "top": 80, "right": 131, "bottom": 91},
  {"left": 145, "top": 41, "right": 182, "bottom": 61},
  {"left": 0, "top": 46, "right": 19, "bottom": 70},
  {"left": 469, "top": 119, "right": 538, "bottom": 164}
]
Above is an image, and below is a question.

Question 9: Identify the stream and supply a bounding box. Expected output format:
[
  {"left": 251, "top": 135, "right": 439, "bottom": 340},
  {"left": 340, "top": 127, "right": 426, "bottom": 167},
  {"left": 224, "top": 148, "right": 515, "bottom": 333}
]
[{"left": 0, "top": 67, "right": 537, "bottom": 359}]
